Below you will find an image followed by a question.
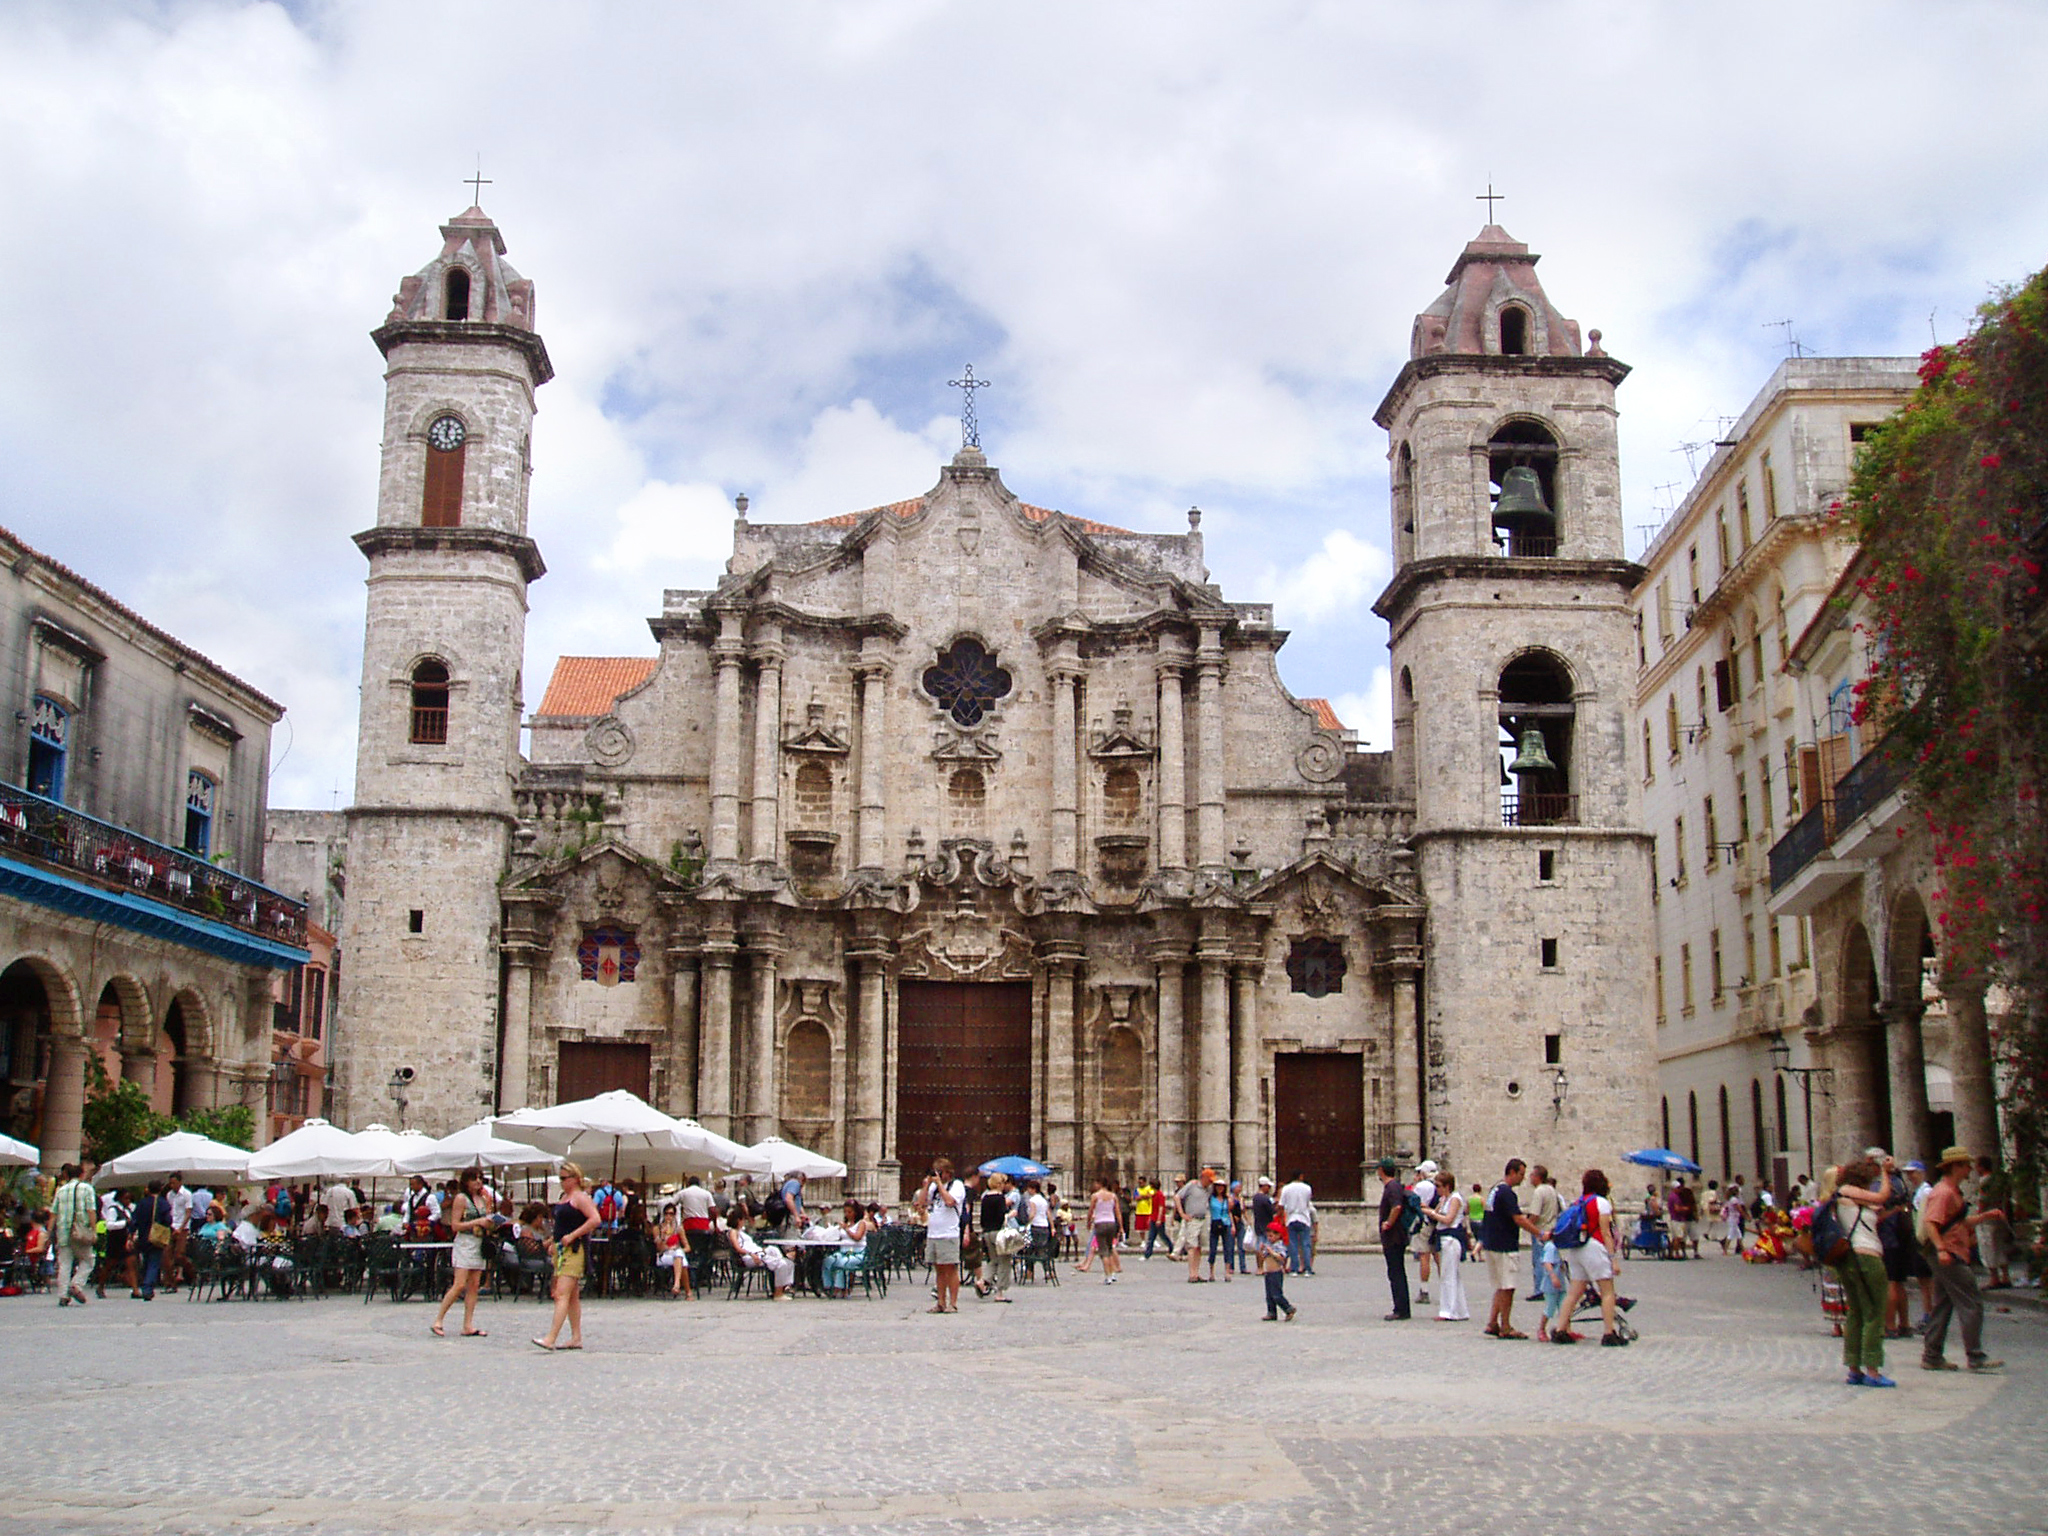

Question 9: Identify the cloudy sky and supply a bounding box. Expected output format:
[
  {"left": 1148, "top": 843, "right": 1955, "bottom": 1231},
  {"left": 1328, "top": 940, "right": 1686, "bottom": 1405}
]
[{"left": 3, "top": 1, "right": 2045, "bottom": 813}]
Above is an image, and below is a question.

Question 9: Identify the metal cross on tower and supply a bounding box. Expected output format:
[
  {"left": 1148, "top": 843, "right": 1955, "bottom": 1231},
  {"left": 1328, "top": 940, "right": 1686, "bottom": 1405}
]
[
  {"left": 948, "top": 365, "right": 992, "bottom": 449},
  {"left": 465, "top": 158, "right": 492, "bottom": 206},
  {"left": 1476, "top": 182, "right": 1505, "bottom": 221}
]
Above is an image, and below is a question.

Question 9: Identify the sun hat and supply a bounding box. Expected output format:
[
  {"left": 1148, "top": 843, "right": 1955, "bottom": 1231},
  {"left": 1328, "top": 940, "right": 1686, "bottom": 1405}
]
[
  {"left": 1416, "top": 1159, "right": 1439, "bottom": 1177},
  {"left": 1903, "top": 1160, "right": 1925, "bottom": 1173},
  {"left": 1937, "top": 1145, "right": 1974, "bottom": 1170},
  {"left": 1256, "top": 1175, "right": 1274, "bottom": 1187}
]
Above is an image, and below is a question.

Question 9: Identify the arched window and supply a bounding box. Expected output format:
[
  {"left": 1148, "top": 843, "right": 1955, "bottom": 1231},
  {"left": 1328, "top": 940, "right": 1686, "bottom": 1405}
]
[
  {"left": 1487, "top": 420, "right": 1558, "bottom": 555},
  {"left": 946, "top": 766, "right": 986, "bottom": 834},
  {"left": 26, "top": 694, "right": 68, "bottom": 801},
  {"left": 1718, "top": 1083, "right": 1732, "bottom": 1181},
  {"left": 422, "top": 414, "right": 467, "bottom": 528},
  {"left": 1751, "top": 1077, "right": 1768, "bottom": 1181},
  {"left": 781, "top": 1019, "right": 831, "bottom": 1125},
  {"left": 1102, "top": 766, "right": 1142, "bottom": 826},
  {"left": 1394, "top": 441, "right": 1415, "bottom": 560},
  {"left": 1499, "top": 305, "right": 1529, "bottom": 355},
  {"left": 183, "top": 770, "right": 215, "bottom": 856},
  {"left": 1499, "top": 651, "right": 1574, "bottom": 826},
  {"left": 793, "top": 762, "right": 833, "bottom": 828},
  {"left": 1687, "top": 1089, "right": 1700, "bottom": 1167},
  {"left": 443, "top": 267, "right": 470, "bottom": 321},
  {"left": 409, "top": 660, "right": 450, "bottom": 745}
]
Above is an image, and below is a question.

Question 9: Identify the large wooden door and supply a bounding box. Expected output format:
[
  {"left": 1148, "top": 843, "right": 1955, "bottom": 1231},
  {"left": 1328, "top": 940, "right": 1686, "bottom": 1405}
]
[
  {"left": 556, "top": 1041, "right": 651, "bottom": 1102},
  {"left": 896, "top": 981, "right": 1032, "bottom": 1197},
  {"left": 1274, "top": 1052, "right": 1363, "bottom": 1199}
]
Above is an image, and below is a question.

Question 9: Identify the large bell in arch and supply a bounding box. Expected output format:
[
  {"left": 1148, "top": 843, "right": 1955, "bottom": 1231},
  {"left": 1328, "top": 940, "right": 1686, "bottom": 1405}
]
[
  {"left": 1508, "top": 727, "right": 1558, "bottom": 776},
  {"left": 1493, "top": 465, "right": 1554, "bottom": 554}
]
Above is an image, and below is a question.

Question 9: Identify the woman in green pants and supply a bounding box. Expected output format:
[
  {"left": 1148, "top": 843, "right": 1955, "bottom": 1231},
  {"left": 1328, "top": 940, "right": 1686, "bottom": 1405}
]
[{"left": 1833, "top": 1156, "right": 1895, "bottom": 1387}]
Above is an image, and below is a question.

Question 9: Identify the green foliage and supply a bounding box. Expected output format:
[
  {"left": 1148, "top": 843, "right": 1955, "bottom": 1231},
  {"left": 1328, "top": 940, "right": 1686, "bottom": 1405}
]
[
  {"left": 81, "top": 1052, "right": 165, "bottom": 1165},
  {"left": 176, "top": 1103, "right": 254, "bottom": 1150},
  {"left": 1845, "top": 262, "right": 2048, "bottom": 1179}
]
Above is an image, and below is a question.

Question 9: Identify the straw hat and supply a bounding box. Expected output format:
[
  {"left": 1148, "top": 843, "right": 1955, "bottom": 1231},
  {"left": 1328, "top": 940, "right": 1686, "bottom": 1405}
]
[{"left": 1937, "top": 1145, "right": 1974, "bottom": 1171}]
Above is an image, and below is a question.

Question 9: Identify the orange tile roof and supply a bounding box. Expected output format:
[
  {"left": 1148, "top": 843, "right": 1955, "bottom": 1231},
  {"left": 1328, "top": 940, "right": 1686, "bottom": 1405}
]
[
  {"left": 1301, "top": 697, "right": 1346, "bottom": 731},
  {"left": 536, "top": 656, "right": 657, "bottom": 719},
  {"left": 809, "top": 498, "right": 1131, "bottom": 537}
]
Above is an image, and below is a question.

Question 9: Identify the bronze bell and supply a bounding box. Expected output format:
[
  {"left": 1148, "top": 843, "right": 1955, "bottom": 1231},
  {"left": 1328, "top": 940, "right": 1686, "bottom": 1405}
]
[
  {"left": 1494, "top": 465, "right": 1552, "bottom": 530},
  {"left": 1508, "top": 727, "right": 1558, "bottom": 776}
]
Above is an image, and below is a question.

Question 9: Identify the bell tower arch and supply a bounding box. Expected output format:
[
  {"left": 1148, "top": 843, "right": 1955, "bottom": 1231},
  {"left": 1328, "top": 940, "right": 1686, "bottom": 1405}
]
[
  {"left": 1372, "top": 220, "right": 1656, "bottom": 1176},
  {"left": 337, "top": 203, "right": 552, "bottom": 1133}
]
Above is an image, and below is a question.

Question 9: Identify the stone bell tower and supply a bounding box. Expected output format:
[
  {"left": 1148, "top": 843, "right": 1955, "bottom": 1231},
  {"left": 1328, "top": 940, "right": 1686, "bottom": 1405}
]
[
  {"left": 1373, "top": 222, "right": 1656, "bottom": 1178},
  {"left": 335, "top": 205, "right": 551, "bottom": 1132}
]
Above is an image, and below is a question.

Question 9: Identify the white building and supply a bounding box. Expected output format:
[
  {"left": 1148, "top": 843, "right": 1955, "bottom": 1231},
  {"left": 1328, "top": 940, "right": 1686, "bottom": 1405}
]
[{"left": 1630, "top": 358, "right": 1916, "bottom": 1192}]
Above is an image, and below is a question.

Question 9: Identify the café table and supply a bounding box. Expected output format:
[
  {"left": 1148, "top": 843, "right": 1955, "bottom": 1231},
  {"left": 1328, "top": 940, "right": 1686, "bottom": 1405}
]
[{"left": 771, "top": 1235, "right": 857, "bottom": 1297}]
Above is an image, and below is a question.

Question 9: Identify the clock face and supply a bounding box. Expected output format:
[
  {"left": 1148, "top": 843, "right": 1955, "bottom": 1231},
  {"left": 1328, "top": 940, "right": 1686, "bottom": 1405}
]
[{"left": 427, "top": 415, "right": 467, "bottom": 452}]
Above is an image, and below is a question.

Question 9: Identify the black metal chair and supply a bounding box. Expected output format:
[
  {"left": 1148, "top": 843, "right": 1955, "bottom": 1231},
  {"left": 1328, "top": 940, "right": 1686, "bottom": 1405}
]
[{"left": 360, "top": 1235, "right": 400, "bottom": 1304}]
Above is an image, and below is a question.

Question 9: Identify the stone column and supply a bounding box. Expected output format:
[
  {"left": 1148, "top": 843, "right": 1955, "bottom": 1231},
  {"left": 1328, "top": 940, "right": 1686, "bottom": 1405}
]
[
  {"left": 708, "top": 614, "right": 747, "bottom": 863},
  {"left": 1231, "top": 957, "right": 1262, "bottom": 1179},
  {"left": 498, "top": 954, "right": 537, "bottom": 1111},
  {"left": 849, "top": 943, "right": 889, "bottom": 1187},
  {"left": 1879, "top": 999, "right": 1934, "bottom": 1164},
  {"left": 1151, "top": 939, "right": 1187, "bottom": 1176},
  {"left": 1155, "top": 659, "right": 1187, "bottom": 871},
  {"left": 749, "top": 634, "right": 785, "bottom": 864},
  {"left": 1042, "top": 944, "right": 1082, "bottom": 1171},
  {"left": 696, "top": 923, "right": 737, "bottom": 1136},
  {"left": 120, "top": 1046, "right": 155, "bottom": 1087},
  {"left": 1195, "top": 936, "right": 1232, "bottom": 1170},
  {"left": 1390, "top": 968, "right": 1423, "bottom": 1159},
  {"left": 666, "top": 950, "right": 699, "bottom": 1119},
  {"left": 1823, "top": 1025, "right": 1887, "bottom": 1166},
  {"left": 1194, "top": 628, "right": 1226, "bottom": 870},
  {"left": 1943, "top": 979, "right": 1999, "bottom": 1162},
  {"left": 744, "top": 938, "right": 782, "bottom": 1143},
  {"left": 1049, "top": 659, "right": 1082, "bottom": 873},
  {"left": 41, "top": 1033, "right": 88, "bottom": 1171},
  {"left": 854, "top": 657, "right": 891, "bottom": 871}
]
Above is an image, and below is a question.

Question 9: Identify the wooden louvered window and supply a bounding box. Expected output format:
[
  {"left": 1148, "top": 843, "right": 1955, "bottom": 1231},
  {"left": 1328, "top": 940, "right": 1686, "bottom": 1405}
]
[{"left": 422, "top": 442, "right": 465, "bottom": 527}]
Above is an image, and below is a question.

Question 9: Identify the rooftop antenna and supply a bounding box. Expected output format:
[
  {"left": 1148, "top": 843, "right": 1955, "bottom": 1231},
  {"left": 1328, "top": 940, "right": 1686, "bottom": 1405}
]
[
  {"left": 1764, "top": 319, "right": 1810, "bottom": 359},
  {"left": 1675, "top": 439, "right": 1710, "bottom": 477},
  {"left": 1927, "top": 308, "right": 1940, "bottom": 346}
]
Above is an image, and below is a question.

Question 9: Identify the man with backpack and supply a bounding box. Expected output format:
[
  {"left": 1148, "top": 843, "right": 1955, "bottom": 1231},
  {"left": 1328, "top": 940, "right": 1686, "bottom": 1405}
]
[{"left": 1375, "top": 1158, "right": 1414, "bottom": 1320}]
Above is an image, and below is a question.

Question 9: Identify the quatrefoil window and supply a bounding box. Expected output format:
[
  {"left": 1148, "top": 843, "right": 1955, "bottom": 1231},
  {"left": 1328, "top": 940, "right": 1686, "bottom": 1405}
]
[{"left": 922, "top": 638, "right": 1013, "bottom": 728}]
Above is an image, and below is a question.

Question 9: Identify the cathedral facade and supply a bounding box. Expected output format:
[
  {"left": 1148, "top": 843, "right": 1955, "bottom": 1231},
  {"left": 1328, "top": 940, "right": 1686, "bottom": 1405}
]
[{"left": 329, "top": 208, "right": 1655, "bottom": 1202}]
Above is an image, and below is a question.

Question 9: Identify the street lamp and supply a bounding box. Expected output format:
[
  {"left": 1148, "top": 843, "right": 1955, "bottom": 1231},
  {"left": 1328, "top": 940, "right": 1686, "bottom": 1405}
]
[
  {"left": 386, "top": 1066, "right": 414, "bottom": 1130},
  {"left": 1550, "top": 1066, "right": 1570, "bottom": 1119},
  {"left": 1768, "top": 1035, "right": 1832, "bottom": 1189}
]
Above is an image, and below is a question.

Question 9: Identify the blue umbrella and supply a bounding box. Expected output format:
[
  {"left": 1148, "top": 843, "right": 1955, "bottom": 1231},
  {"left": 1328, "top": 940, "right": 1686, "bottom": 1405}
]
[
  {"left": 978, "top": 1154, "right": 1052, "bottom": 1180},
  {"left": 1624, "top": 1147, "right": 1703, "bottom": 1174}
]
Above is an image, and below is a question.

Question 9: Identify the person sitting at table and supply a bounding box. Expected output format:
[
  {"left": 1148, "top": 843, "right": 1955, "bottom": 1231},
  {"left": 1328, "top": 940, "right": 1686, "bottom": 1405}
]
[
  {"left": 298, "top": 1202, "right": 329, "bottom": 1240},
  {"left": 235, "top": 1208, "right": 296, "bottom": 1296},
  {"left": 197, "top": 1204, "right": 230, "bottom": 1244},
  {"left": 653, "top": 1201, "right": 694, "bottom": 1300},
  {"left": 821, "top": 1201, "right": 877, "bottom": 1296},
  {"left": 725, "top": 1215, "right": 795, "bottom": 1300}
]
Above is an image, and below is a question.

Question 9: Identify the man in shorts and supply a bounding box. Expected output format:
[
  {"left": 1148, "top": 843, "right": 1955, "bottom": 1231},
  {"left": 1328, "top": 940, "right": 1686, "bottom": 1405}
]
[
  {"left": 1175, "top": 1170, "right": 1212, "bottom": 1283},
  {"left": 1665, "top": 1177, "right": 1696, "bottom": 1256},
  {"left": 1480, "top": 1159, "right": 1543, "bottom": 1339}
]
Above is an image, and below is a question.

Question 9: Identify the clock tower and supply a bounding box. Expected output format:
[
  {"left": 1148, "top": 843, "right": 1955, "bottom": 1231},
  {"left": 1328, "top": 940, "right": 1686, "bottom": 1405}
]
[{"left": 334, "top": 204, "right": 551, "bottom": 1132}]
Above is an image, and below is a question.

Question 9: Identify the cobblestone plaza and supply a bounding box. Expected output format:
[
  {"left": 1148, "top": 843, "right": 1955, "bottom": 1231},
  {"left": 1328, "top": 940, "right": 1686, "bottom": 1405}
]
[{"left": 3, "top": 1253, "right": 2042, "bottom": 1535}]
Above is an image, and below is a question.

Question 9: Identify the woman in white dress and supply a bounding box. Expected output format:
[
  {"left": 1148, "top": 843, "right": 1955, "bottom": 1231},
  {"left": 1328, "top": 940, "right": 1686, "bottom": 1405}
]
[
  {"left": 432, "top": 1167, "right": 497, "bottom": 1338},
  {"left": 1427, "top": 1169, "right": 1470, "bottom": 1321},
  {"left": 1721, "top": 1180, "right": 1748, "bottom": 1255}
]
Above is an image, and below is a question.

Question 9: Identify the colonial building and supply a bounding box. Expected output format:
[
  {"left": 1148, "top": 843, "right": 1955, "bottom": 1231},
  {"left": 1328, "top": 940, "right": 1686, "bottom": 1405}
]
[
  {"left": 1630, "top": 359, "right": 1918, "bottom": 1186},
  {"left": 325, "top": 208, "right": 1655, "bottom": 1203},
  {"left": 0, "top": 525, "right": 308, "bottom": 1169}
]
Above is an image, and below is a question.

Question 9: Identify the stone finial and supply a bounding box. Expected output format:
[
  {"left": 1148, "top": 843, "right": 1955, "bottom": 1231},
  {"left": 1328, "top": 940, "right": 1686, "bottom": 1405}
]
[
  {"left": 1587, "top": 328, "right": 1605, "bottom": 357},
  {"left": 1187, "top": 506, "right": 1203, "bottom": 530},
  {"left": 734, "top": 493, "right": 750, "bottom": 520}
]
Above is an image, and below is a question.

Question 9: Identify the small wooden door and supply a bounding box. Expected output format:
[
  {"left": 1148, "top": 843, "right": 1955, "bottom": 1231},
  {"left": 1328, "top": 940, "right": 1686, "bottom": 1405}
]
[
  {"left": 895, "top": 981, "right": 1032, "bottom": 1197},
  {"left": 556, "top": 1041, "right": 651, "bottom": 1102},
  {"left": 1274, "top": 1052, "right": 1364, "bottom": 1199}
]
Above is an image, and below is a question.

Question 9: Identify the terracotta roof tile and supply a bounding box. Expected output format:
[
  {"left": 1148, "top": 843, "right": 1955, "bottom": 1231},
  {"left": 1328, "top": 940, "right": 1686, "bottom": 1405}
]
[
  {"left": 1301, "top": 697, "right": 1346, "bottom": 731},
  {"left": 536, "top": 656, "right": 657, "bottom": 719},
  {"left": 808, "top": 498, "right": 1131, "bottom": 537}
]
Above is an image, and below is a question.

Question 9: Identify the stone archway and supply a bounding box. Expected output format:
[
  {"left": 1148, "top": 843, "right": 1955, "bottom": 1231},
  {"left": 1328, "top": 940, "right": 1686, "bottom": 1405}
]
[
  {"left": 162, "top": 991, "right": 217, "bottom": 1115},
  {"left": 0, "top": 955, "right": 85, "bottom": 1165},
  {"left": 1834, "top": 923, "right": 1890, "bottom": 1160}
]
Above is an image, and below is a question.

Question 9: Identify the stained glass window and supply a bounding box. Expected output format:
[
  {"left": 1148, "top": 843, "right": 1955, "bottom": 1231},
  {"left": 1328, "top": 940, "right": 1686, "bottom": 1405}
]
[
  {"left": 922, "top": 638, "right": 1012, "bottom": 728},
  {"left": 1286, "top": 937, "right": 1346, "bottom": 998},
  {"left": 577, "top": 926, "right": 641, "bottom": 985}
]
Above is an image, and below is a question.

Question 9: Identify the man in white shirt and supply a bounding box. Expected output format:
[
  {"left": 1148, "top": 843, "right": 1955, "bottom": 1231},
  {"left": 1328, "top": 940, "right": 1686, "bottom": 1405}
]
[
  {"left": 323, "top": 1181, "right": 356, "bottom": 1231},
  {"left": 165, "top": 1174, "right": 194, "bottom": 1293},
  {"left": 1278, "top": 1175, "right": 1314, "bottom": 1275},
  {"left": 1410, "top": 1161, "right": 1440, "bottom": 1304},
  {"left": 916, "top": 1159, "right": 968, "bottom": 1312}
]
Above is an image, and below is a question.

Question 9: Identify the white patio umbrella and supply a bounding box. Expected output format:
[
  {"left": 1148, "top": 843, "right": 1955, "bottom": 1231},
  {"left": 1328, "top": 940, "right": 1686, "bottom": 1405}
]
[
  {"left": 747, "top": 1136, "right": 847, "bottom": 1180},
  {"left": 346, "top": 1123, "right": 416, "bottom": 1178},
  {"left": 677, "top": 1119, "right": 774, "bottom": 1175},
  {"left": 93, "top": 1130, "right": 250, "bottom": 1189},
  {"left": 396, "top": 1119, "right": 565, "bottom": 1175},
  {"left": 494, "top": 1091, "right": 760, "bottom": 1182},
  {"left": 0, "top": 1133, "right": 40, "bottom": 1168},
  {"left": 246, "top": 1118, "right": 382, "bottom": 1182}
]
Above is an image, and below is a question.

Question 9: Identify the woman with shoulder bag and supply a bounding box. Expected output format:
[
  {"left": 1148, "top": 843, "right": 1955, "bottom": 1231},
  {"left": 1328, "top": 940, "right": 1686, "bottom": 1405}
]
[
  {"left": 431, "top": 1167, "right": 498, "bottom": 1338},
  {"left": 1830, "top": 1156, "right": 1896, "bottom": 1387},
  {"left": 1427, "top": 1169, "right": 1470, "bottom": 1321}
]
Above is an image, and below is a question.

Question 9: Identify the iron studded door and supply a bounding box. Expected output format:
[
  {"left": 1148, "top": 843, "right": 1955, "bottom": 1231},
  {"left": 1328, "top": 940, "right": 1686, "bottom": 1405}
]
[
  {"left": 1273, "top": 1052, "right": 1364, "bottom": 1200},
  {"left": 895, "top": 981, "right": 1032, "bottom": 1197}
]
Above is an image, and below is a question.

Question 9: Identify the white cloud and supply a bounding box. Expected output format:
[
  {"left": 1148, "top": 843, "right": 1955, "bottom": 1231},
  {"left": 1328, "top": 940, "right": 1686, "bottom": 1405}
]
[
  {"left": 0, "top": 1, "right": 2044, "bottom": 811},
  {"left": 1330, "top": 667, "right": 1393, "bottom": 754}
]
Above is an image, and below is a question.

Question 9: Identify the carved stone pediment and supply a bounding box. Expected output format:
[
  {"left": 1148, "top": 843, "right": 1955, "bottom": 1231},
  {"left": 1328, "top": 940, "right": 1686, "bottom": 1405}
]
[
  {"left": 1087, "top": 699, "right": 1153, "bottom": 760},
  {"left": 783, "top": 696, "right": 850, "bottom": 756},
  {"left": 930, "top": 728, "right": 1002, "bottom": 764},
  {"left": 893, "top": 923, "right": 1036, "bottom": 983}
]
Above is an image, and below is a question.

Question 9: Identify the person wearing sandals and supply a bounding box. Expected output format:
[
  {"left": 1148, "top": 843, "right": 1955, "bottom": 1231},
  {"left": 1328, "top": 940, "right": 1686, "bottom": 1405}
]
[
  {"left": 534, "top": 1162, "right": 600, "bottom": 1352},
  {"left": 822, "top": 1201, "right": 876, "bottom": 1296},
  {"left": 1480, "top": 1159, "right": 1543, "bottom": 1339},
  {"left": 916, "top": 1157, "right": 967, "bottom": 1312},
  {"left": 977, "top": 1176, "right": 1016, "bottom": 1301},
  {"left": 432, "top": 1167, "right": 498, "bottom": 1339},
  {"left": 1426, "top": 1170, "right": 1469, "bottom": 1322},
  {"left": 1086, "top": 1176, "right": 1124, "bottom": 1285}
]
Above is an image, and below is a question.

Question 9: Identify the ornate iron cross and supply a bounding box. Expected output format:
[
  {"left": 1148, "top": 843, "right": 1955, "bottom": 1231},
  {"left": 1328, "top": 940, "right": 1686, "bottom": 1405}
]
[{"left": 948, "top": 365, "right": 992, "bottom": 449}]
